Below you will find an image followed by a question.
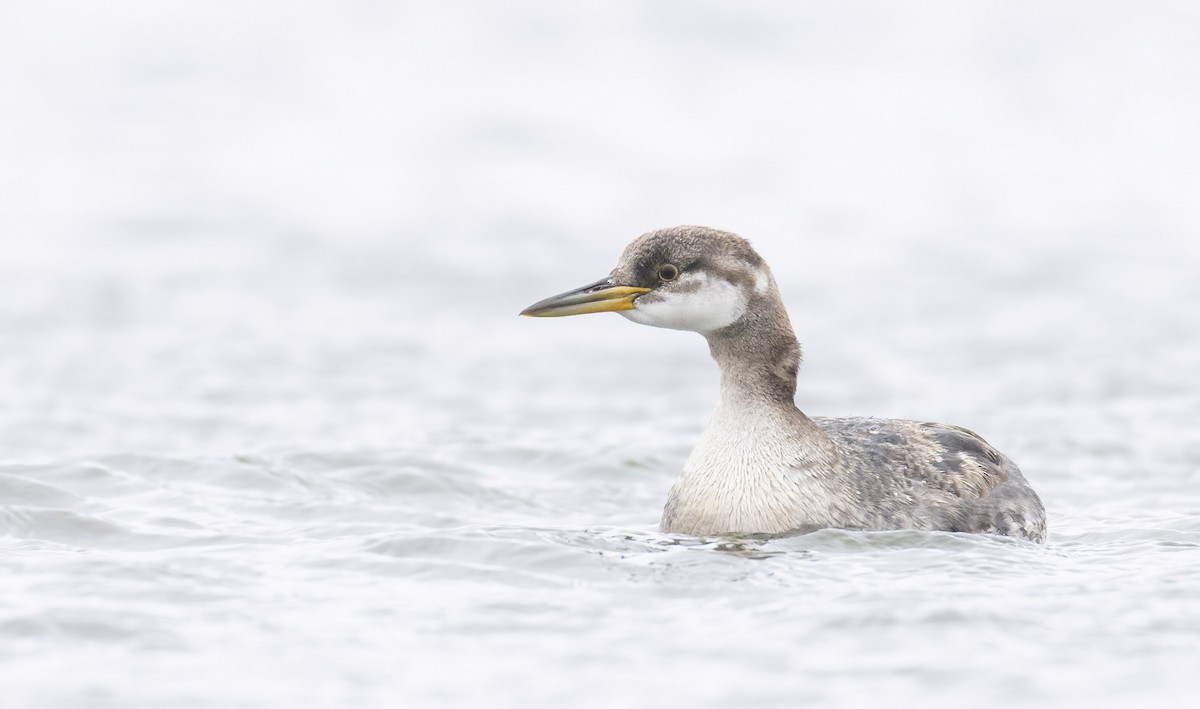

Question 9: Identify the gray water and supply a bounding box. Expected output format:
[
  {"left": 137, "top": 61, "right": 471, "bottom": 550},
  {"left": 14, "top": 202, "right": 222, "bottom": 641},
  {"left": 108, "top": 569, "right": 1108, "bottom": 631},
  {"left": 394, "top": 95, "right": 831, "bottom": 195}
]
[{"left": 3, "top": 2, "right": 1199, "bottom": 707}]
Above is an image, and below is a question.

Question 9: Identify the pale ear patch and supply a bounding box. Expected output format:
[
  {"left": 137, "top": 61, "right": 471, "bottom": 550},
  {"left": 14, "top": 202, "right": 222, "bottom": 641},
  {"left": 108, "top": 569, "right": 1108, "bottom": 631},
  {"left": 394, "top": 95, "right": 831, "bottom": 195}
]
[
  {"left": 754, "top": 268, "right": 770, "bottom": 295},
  {"left": 620, "top": 272, "right": 747, "bottom": 334}
]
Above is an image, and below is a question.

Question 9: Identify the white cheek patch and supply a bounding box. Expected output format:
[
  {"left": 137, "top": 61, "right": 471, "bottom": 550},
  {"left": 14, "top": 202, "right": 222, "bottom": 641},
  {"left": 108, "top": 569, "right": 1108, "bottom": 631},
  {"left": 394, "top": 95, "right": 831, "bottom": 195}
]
[{"left": 620, "top": 273, "right": 747, "bottom": 334}]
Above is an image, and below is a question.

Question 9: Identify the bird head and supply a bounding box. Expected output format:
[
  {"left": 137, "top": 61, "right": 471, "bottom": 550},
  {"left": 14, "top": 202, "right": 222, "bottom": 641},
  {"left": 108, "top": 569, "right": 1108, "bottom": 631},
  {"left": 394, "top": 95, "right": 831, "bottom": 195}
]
[{"left": 520, "top": 225, "right": 775, "bottom": 336}]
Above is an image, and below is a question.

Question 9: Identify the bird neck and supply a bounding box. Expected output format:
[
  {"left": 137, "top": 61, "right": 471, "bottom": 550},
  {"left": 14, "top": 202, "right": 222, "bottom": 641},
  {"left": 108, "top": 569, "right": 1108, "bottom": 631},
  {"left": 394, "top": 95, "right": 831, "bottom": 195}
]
[{"left": 705, "top": 298, "right": 801, "bottom": 408}]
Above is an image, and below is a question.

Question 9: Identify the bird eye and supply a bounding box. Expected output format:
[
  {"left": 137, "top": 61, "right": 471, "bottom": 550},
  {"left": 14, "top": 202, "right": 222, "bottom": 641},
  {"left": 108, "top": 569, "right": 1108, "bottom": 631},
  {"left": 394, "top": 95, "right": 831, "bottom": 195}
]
[{"left": 657, "top": 264, "right": 680, "bottom": 281}]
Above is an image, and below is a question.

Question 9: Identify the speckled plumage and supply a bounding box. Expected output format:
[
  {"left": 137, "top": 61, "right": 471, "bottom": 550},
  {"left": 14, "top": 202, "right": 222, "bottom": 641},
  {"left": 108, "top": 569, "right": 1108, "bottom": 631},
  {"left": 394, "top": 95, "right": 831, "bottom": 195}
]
[{"left": 525, "top": 226, "right": 1047, "bottom": 542}]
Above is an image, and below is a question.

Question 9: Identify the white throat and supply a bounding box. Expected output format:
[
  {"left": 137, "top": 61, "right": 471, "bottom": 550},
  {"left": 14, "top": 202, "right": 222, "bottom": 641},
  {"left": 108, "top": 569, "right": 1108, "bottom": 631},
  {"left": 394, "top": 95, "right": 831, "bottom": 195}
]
[{"left": 619, "top": 272, "right": 746, "bottom": 334}]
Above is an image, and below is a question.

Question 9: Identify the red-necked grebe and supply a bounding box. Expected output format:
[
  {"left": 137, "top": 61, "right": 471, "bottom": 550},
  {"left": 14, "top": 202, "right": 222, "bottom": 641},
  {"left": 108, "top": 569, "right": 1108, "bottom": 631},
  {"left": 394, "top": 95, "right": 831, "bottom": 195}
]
[{"left": 521, "top": 226, "right": 1046, "bottom": 542}]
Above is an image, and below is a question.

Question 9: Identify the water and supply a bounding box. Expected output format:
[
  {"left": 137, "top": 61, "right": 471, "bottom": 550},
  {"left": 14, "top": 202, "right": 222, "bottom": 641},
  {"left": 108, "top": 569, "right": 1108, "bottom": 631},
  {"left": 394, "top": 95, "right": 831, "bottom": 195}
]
[{"left": 3, "top": 2, "right": 1199, "bottom": 707}]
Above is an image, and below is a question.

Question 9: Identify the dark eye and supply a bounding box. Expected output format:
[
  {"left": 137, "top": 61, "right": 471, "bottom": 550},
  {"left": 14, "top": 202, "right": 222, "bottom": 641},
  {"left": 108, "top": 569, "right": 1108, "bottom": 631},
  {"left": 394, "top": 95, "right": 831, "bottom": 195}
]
[{"left": 657, "top": 263, "right": 680, "bottom": 281}]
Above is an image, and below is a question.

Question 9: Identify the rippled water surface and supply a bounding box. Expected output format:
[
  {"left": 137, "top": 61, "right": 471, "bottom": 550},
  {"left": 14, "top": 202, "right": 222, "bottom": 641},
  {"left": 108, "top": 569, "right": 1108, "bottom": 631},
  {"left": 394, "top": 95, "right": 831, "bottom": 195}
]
[{"left": 3, "top": 2, "right": 1199, "bottom": 707}]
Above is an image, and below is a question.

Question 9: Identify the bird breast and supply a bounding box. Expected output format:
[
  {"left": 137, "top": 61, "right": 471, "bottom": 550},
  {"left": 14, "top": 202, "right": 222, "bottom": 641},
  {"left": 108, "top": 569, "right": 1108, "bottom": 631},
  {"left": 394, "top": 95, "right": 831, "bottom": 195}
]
[{"left": 660, "top": 389, "right": 846, "bottom": 535}]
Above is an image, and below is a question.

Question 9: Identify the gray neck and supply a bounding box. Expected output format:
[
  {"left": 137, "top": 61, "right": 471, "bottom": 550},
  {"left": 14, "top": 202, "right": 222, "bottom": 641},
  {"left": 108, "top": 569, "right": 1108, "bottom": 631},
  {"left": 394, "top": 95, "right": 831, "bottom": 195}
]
[{"left": 705, "top": 295, "right": 802, "bottom": 408}]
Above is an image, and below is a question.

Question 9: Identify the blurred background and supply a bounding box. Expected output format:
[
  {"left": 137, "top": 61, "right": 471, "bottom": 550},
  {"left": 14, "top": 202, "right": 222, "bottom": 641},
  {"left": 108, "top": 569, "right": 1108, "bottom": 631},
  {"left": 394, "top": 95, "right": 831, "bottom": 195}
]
[
  {"left": 1, "top": 2, "right": 1198, "bottom": 707},
  {"left": 2, "top": 0, "right": 1197, "bottom": 457}
]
